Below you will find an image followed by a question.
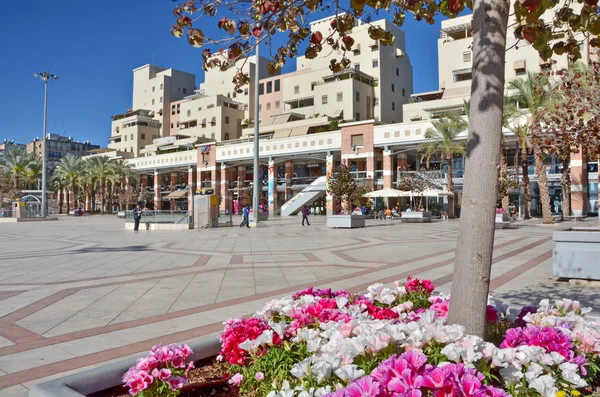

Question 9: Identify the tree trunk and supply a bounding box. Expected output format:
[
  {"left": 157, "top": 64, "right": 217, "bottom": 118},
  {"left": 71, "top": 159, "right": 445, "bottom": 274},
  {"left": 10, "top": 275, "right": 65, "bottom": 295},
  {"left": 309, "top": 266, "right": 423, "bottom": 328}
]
[
  {"left": 446, "top": 154, "right": 455, "bottom": 218},
  {"left": 101, "top": 180, "right": 106, "bottom": 214},
  {"left": 500, "top": 138, "right": 510, "bottom": 213},
  {"left": 71, "top": 181, "right": 77, "bottom": 208},
  {"left": 448, "top": 0, "right": 509, "bottom": 338},
  {"left": 91, "top": 186, "right": 96, "bottom": 212},
  {"left": 533, "top": 141, "right": 553, "bottom": 224},
  {"left": 58, "top": 187, "right": 63, "bottom": 214},
  {"left": 521, "top": 146, "right": 531, "bottom": 219},
  {"left": 66, "top": 189, "right": 70, "bottom": 212},
  {"left": 13, "top": 175, "right": 19, "bottom": 190},
  {"left": 561, "top": 157, "right": 571, "bottom": 219}
]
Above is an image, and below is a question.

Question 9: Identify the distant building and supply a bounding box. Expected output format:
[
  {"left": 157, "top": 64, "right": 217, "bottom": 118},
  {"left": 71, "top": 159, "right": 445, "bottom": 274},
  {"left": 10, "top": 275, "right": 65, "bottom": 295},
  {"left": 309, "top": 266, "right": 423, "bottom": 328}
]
[
  {"left": 0, "top": 140, "right": 26, "bottom": 154},
  {"left": 26, "top": 134, "right": 100, "bottom": 173}
]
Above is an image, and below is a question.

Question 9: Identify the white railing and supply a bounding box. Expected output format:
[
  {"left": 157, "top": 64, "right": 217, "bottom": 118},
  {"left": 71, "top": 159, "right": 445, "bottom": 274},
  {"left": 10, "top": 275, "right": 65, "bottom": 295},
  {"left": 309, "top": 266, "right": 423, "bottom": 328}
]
[
  {"left": 216, "top": 131, "right": 341, "bottom": 161},
  {"left": 125, "top": 150, "right": 197, "bottom": 171}
]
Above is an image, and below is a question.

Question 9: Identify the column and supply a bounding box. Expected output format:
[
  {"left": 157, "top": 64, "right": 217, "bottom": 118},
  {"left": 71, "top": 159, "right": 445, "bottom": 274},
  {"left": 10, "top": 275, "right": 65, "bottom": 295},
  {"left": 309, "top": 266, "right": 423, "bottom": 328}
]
[
  {"left": 196, "top": 168, "right": 203, "bottom": 195},
  {"left": 220, "top": 163, "right": 231, "bottom": 213},
  {"left": 285, "top": 160, "right": 293, "bottom": 201},
  {"left": 211, "top": 164, "right": 220, "bottom": 194},
  {"left": 268, "top": 158, "right": 277, "bottom": 216},
  {"left": 170, "top": 172, "right": 178, "bottom": 210},
  {"left": 383, "top": 149, "right": 393, "bottom": 189},
  {"left": 570, "top": 149, "right": 588, "bottom": 216},
  {"left": 326, "top": 153, "right": 335, "bottom": 216},
  {"left": 188, "top": 166, "right": 195, "bottom": 214},
  {"left": 154, "top": 170, "right": 161, "bottom": 211}
]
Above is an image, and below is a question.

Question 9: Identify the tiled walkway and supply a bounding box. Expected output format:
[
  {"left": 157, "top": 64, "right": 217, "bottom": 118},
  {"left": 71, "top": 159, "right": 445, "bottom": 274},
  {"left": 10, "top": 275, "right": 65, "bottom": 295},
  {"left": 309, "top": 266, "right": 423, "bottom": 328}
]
[{"left": 0, "top": 215, "right": 598, "bottom": 396}]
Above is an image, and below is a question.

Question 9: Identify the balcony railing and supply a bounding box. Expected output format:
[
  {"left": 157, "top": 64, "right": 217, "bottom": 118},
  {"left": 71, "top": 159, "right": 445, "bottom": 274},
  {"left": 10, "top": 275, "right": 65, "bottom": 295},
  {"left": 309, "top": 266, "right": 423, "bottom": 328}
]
[
  {"left": 350, "top": 171, "right": 368, "bottom": 180},
  {"left": 375, "top": 170, "right": 384, "bottom": 180}
]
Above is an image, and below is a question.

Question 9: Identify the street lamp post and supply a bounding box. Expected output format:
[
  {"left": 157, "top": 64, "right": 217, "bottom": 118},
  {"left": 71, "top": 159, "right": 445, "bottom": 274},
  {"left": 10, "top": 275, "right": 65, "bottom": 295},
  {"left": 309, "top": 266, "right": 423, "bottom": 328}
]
[
  {"left": 34, "top": 71, "right": 58, "bottom": 218},
  {"left": 252, "top": 44, "right": 260, "bottom": 223}
]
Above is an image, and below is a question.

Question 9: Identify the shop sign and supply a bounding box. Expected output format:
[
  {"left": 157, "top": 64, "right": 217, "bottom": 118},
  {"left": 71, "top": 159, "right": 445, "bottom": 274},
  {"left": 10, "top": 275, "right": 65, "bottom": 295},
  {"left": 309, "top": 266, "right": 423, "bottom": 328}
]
[
  {"left": 200, "top": 146, "right": 211, "bottom": 154},
  {"left": 307, "top": 163, "right": 321, "bottom": 168}
]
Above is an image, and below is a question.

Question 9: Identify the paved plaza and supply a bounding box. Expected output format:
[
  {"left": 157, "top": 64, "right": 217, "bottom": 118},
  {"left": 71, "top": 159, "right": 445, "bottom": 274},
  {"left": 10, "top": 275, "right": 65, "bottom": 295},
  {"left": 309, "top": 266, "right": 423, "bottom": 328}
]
[{"left": 0, "top": 216, "right": 598, "bottom": 396}]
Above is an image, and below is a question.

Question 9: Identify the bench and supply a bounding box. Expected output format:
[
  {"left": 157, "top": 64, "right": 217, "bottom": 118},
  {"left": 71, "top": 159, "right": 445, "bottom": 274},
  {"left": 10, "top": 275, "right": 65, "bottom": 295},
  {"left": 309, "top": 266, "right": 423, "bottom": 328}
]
[{"left": 400, "top": 211, "right": 432, "bottom": 223}]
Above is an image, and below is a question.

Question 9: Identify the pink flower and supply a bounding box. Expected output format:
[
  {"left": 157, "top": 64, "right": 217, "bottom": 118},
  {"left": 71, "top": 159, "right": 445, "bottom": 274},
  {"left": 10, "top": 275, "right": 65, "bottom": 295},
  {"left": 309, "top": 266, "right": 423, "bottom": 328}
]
[
  {"left": 167, "top": 376, "right": 186, "bottom": 391},
  {"left": 404, "top": 276, "right": 435, "bottom": 294},
  {"left": 255, "top": 372, "right": 265, "bottom": 381},
  {"left": 345, "top": 376, "right": 380, "bottom": 397},
  {"left": 151, "top": 368, "right": 171, "bottom": 381},
  {"left": 229, "top": 373, "right": 243, "bottom": 387}
]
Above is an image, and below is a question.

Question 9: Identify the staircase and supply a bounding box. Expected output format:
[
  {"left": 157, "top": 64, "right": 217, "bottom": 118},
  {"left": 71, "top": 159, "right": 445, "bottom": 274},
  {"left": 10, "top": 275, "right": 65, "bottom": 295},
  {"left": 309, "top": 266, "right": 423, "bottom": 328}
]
[
  {"left": 398, "top": 171, "right": 446, "bottom": 189},
  {"left": 280, "top": 176, "right": 327, "bottom": 216}
]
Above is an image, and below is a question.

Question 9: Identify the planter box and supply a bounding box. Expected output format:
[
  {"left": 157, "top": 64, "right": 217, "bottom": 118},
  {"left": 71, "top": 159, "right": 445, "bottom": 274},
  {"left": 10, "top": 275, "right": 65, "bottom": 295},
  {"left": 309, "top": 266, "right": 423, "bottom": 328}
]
[
  {"left": 400, "top": 211, "right": 432, "bottom": 223},
  {"left": 327, "top": 215, "right": 365, "bottom": 228},
  {"left": 30, "top": 336, "right": 221, "bottom": 397},
  {"left": 553, "top": 228, "right": 600, "bottom": 280},
  {"left": 495, "top": 213, "right": 510, "bottom": 229}
]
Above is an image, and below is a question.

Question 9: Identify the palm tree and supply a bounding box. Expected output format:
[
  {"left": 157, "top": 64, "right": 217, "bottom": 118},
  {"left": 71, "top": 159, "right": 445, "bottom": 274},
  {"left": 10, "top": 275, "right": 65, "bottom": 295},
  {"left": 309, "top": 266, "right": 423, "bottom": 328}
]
[
  {"left": 109, "top": 161, "right": 139, "bottom": 211},
  {"left": 508, "top": 73, "right": 554, "bottom": 224},
  {"left": 87, "top": 156, "right": 112, "bottom": 214},
  {"left": 23, "top": 158, "right": 42, "bottom": 190},
  {"left": 419, "top": 115, "right": 468, "bottom": 218},
  {"left": 50, "top": 173, "right": 66, "bottom": 214},
  {"left": 0, "top": 146, "right": 36, "bottom": 190},
  {"left": 55, "top": 155, "right": 83, "bottom": 211}
]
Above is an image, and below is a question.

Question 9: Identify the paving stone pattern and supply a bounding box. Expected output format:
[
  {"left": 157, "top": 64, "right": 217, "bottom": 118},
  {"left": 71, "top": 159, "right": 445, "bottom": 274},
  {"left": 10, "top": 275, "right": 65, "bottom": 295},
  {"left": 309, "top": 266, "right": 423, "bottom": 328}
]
[{"left": 0, "top": 215, "right": 599, "bottom": 396}]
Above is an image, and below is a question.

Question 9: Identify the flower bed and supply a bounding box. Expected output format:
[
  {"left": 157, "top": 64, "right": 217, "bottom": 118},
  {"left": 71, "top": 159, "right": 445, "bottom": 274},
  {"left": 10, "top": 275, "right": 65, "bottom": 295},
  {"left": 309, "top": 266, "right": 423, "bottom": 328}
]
[{"left": 122, "top": 277, "right": 600, "bottom": 397}]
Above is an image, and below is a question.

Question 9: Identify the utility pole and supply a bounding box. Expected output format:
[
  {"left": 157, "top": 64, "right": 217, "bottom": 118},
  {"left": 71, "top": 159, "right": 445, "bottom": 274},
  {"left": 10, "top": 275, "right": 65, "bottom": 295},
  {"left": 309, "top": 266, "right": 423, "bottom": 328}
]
[{"left": 252, "top": 44, "right": 260, "bottom": 223}]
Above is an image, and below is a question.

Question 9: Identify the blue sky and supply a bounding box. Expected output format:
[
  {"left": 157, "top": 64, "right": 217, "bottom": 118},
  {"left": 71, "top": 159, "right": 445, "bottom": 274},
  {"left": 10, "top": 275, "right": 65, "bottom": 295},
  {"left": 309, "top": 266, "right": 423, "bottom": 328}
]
[{"left": 0, "top": 0, "right": 443, "bottom": 146}]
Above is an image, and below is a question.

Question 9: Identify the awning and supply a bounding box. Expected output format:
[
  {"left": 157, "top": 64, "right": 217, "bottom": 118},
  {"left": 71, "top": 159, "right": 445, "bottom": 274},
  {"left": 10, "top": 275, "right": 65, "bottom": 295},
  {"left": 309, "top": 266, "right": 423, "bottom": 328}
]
[
  {"left": 158, "top": 144, "right": 182, "bottom": 151},
  {"left": 166, "top": 190, "right": 188, "bottom": 199},
  {"left": 284, "top": 95, "right": 314, "bottom": 104},
  {"left": 332, "top": 109, "right": 343, "bottom": 118},
  {"left": 289, "top": 126, "right": 310, "bottom": 136},
  {"left": 452, "top": 68, "right": 472, "bottom": 75},
  {"left": 272, "top": 129, "right": 291, "bottom": 139},
  {"left": 513, "top": 60, "right": 526, "bottom": 70}
]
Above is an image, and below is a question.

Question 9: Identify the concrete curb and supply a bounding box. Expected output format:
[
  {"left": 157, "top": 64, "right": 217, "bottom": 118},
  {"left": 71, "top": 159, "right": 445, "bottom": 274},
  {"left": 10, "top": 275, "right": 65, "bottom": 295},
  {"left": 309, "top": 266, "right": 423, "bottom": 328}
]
[{"left": 29, "top": 335, "right": 221, "bottom": 397}]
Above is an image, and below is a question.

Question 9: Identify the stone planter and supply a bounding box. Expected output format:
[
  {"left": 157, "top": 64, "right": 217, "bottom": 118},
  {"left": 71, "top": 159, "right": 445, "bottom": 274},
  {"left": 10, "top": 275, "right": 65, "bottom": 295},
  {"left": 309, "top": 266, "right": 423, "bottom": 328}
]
[
  {"left": 30, "top": 336, "right": 221, "bottom": 397},
  {"left": 553, "top": 228, "right": 600, "bottom": 280},
  {"left": 327, "top": 215, "right": 365, "bottom": 228},
  {"left": 400, "top": 211, "right": 432, "bottom": 223},
  {"left": 495, "top": 212, "right": 510, "bottom": 229}
]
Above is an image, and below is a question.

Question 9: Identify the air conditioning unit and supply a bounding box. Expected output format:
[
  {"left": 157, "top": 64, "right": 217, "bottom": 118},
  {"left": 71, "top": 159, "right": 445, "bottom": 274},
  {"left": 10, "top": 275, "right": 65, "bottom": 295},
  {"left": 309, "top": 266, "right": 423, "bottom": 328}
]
[{"left": 395, "top": 49, "right": 404, "bottom": 57}]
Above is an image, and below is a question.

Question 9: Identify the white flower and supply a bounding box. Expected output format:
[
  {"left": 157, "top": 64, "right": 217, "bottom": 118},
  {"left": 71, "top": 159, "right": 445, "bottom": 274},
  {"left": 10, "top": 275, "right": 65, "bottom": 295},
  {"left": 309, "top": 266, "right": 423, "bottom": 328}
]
[
  {"left": 529, "top": 375, "right": 558, "bottom": 397},
  {"left": 335, "top": 296, "right": 349, "bottom": 309},
  {"left": 499, "top": 366, "right": 524, "bottom": 384},
  {"left": 334, "top": 364, "right": 365, "bottom": 381},
  {"left": 291, "top": 357, "right": 312, "bottom": 379},
  {"left": 269, "top": 321, "right": 287, "bottom": 338},
  {"left": 559, "top": 362, "right": 588, "bottom": 387}
]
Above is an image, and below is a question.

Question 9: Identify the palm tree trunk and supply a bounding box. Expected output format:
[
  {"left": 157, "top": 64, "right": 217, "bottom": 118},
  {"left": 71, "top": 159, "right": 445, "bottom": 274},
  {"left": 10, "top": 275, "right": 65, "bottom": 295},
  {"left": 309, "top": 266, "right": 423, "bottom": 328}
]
[
  {"left": 66, "top": 188, "right": 71, "bottom": 212},
  {"left": 521, "top": 147, "right": 531, "bottom": 219},
  {"left": 561, "top": 157, "right": 571, "bottom": 219},
  {"left": 58, "top": 187, "right": 63, "bottom": 214},
  {"left": 446, "top": 154, "right": 455, "bottom": 218},
  {"left": 101, "top": 180, "right": 106, "bottom": 214},
  {"left": 533, "top": 142, "right": 553, "bottom": 224},
  {"left": 13, "top": 175, "right": 19, "bottom": 190},
  {"left": 500, "top": 139, "right": 510, "bottom": 214}
]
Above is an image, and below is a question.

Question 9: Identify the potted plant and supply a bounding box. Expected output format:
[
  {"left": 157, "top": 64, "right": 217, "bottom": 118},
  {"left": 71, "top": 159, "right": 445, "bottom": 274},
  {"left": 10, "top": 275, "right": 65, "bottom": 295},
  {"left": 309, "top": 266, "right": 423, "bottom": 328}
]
[
  {"left": 495, "top": 208, "right": 509, "bottom": 229},
  {"left": 326, "top": 162, "right": 365, "bottom": 228},
  {"left": 553, "top": 226, "right": 600, "bottom": 280}
]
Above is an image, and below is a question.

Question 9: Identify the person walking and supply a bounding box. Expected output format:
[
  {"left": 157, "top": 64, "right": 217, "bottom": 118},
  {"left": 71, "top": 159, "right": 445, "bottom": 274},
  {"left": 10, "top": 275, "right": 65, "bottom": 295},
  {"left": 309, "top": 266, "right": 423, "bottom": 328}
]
[
  {"left": 240, "top": 204, "right": 250, "bottom": 228},
  {"left": 133, "top": 204, "right": 143, "bottom": 231},
  {"left": 302, "top": 205, "right": 310, "bottom": 226}
]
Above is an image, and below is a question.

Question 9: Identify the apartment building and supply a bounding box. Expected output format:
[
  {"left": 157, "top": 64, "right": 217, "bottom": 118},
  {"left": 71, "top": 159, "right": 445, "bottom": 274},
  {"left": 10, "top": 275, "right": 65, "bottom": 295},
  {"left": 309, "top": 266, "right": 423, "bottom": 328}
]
[
  {"left": 26, "top": 134, "right": 100, "bottom": 172},
  {"left": 404, "top": 13, "right": 590, "bottom": 121},
  {"left": 296, "top": 16, "right": 413, "bottom": 123},
  {"left": 109, "top": 109, "right": 161, "bottom": 156},
  {"left": 168, "top": 93, "right": 244, "bottom": 141},
  {"left": 199, "top": 54, "right": 272, "bottom": 120},
  {"left": 0, "top": 140, "right": 25, "bottom": 154}
]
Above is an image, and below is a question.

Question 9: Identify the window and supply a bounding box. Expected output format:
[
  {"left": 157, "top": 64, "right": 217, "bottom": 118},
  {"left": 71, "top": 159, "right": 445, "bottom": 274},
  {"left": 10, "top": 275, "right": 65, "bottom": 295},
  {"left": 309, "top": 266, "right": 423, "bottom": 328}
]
[
  {"left": 392, "top": 102, "right": 395, "bottom": 111},
  {"left": 131, "top": 147, "right": 133, "bottom": 152},
  {"left": 225, "top": 116, "right": 230, "bottom": 124},
  {"left": 183, "top": 88, "right": 187, "bottom": 94},
  {"left": 141, "top": 133, "right": 146, "bottom": 140},
  {"left": 152, "top": 99, "right": 155, "bottom": 105},
  {"left": 454, "top": 71, "right": 473, "bottom": 82},
  {"left": 266, "top": 81, "right": 272, "bottom": 93},
  {"left": 171, "top": 105, "right": 176, "bottom": 115},
  {"left": 275, "top": 100, "right": 280, "bottom": 109},
  {"left": 337, "top": 92, "right": 343, "bottom": 102},
  {"left": 540, "top": 62, "right": 552, "bottom": 72},
  {"left": 160, "top": 84, "right": 163, "bottom": 90},
  {"left": 160, "top": 96, "right": 163, "bottom": 103},
  {"left": 294, "top": 85, "right": 299, "bottom": 94},
  {"left": 124, "top": 135, "right": 127, "bottom": 142},
  {"left": 355, "top": 112, "right": 360, "bottom": 120},
  {"left": 152, "top": 86, "right": 155, "bottom": 93},
  {"left": 374, "top": 97, "right": 379, "bottom": 105},
  {"left": 211, "top": 133, "right": 215, "bottom": 139},
  {"left": 233, "top": 92, "right": 237, "bottom": 98},
  {"left": 355, "top": 92, "right": 360, "bottom": 101},
  {"left": 259, "top": 104, "right": 262, "bottom": 111},
  {"left": 391, "top": 83, "right": 395, "bottom": 92},
  {"left": 227, "top": 92, "right": 230, "bottom": 97},
  {"left": 244, "top": 88, "right": 249, "bottom": 96},
  {"left": 187, "top": 109, "right": 191, "bottom": 117},
  {"left": 372, "top": 59, "right": 378, "bottom": 68},
  {"left": 322, "top": 95, "right": 328, "bottom": 104},
  {"left": 259, "top": 83, "right": 264, "bottom": 95},
  {"left": 354, "top": 63, "right": 360, "bottom": 71},
  {"left": 351, "top": 134, "right": 364, "bottom": 146},
  {"left": 266, "top": 102, "right": 271, "bottom": 110},
  {"left": 396, "top": 68, "right": 399, "bottom": 76},
  {"left": 170, "top": 123, "right": 173, "bottom": 128},
  {"left": 463, "top": 52, "right": 471, "bottom": 63},
  {"left": 274, "top": 79, "right": 280, "bottom": 92},
  {"left": 353, "top": 48, "right": 361, "bottom": 56},
  {"left": 224, "top": 133, "right": 230, "bottom": 140},
  {"left": 198, "top": 107, "right": 202, "bottom": 111},
  {"left": 371, "top": 44, "right": 378, "bottom": 51},
  {"left": 131, "top": 134, "right": 134, "bottom": 140},
  {"left": 177, "top": 104, "right": 180, "bottom": 114},
  {"left": 402, "top": 88, "right": 405, "bottom": 97}
]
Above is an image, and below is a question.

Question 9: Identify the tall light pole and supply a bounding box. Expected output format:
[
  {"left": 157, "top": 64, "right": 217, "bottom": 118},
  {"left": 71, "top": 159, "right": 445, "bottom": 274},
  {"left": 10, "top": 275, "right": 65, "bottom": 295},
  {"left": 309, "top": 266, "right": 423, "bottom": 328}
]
[
  {"left": 34, "top": 71, "right": 59, "bottom": 217},
  {"left": 252, "top": 44, "right": 260, "bottom": 223}
]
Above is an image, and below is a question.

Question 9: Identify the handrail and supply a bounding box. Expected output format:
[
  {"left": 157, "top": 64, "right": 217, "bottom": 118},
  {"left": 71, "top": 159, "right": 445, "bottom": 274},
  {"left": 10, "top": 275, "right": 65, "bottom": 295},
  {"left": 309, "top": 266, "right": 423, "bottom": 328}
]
[
  {"left": 280, "top": 176, "right": 327, "bottom": 212},
  {"left": 397, "top": 171, "right": 445, "bottom": 189}
]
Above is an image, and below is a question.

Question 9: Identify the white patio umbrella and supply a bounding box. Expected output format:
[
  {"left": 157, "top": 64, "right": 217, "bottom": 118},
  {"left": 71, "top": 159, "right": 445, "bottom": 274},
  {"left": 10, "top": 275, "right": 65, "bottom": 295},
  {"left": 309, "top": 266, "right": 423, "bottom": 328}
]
[
  {"left": 417, "top": 189, "right": 454, "bottom": 210},
  {"left": 363, "top": 188, "right": 412, "bottom": 198}
]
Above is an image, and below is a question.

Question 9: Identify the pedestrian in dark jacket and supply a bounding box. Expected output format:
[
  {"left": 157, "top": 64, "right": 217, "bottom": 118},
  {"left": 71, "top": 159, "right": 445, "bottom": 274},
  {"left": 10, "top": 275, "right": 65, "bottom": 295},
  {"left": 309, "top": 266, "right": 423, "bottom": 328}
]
[
  {"left": 133, "top": 204, "right": 143, "bottom": 231},
  {"left": 302, "top": 205, "right": 310, "bottom": 226}
]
